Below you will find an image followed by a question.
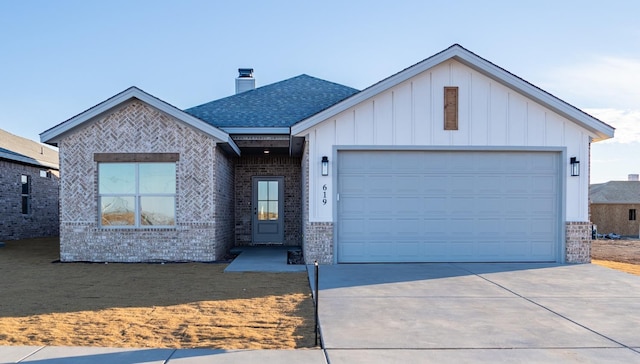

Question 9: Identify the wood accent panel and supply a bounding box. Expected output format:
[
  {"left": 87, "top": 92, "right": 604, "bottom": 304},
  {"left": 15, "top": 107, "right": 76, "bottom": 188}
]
[
  {"left": 94, "top": 153, "right": 180, "bottom": 162},
  {"left": 444, "top": 86, "right": 458, "bottom": 130}
]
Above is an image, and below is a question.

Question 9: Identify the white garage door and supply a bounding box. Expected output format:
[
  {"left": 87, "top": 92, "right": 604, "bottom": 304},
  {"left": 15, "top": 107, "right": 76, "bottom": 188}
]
[{"left": 337, "top": 150, "right": 561, "bottom": 263}]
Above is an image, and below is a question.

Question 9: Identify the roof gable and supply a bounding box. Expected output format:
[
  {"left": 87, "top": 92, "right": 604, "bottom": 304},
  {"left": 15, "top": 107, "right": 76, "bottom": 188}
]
[
  {"left": 590, "top": 181, "right": 640, "bottom": 203},
  {"left": 184, "top": 74, "right": 359, "bottom": 131},
  {"left": 291, "top": 44, "right": 615, "bottom": 141},
  {"left": 40, "top": 87, "right": 240, "bottom": 155}
]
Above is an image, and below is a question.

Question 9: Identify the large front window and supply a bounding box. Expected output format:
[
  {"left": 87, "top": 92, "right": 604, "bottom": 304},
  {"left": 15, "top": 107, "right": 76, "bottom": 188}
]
[{"left": 99, "top": 163, "right": 176, "bottom": 227}]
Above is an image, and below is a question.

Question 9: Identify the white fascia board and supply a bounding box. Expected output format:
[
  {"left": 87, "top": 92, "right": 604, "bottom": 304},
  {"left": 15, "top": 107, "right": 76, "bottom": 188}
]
[
  {"left": 40, "top": 87, "right": 240, "bottom": 155},
  {"left": 292, "top": 45, "right": 615, "bottom": 141},
  {"left": 222, "top": 127, "right": 291, "bottom": 135}
]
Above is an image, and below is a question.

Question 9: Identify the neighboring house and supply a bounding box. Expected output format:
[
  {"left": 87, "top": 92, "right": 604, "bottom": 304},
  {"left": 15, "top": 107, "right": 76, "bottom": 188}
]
[
  {"left": 40, "top": 44, "right": 614, "bottom": 264},
  {"left": 590, "top": 178, "right": 640, "bottom": 237},
  {"left": 0, "top": 128, "right": 60, "bottom": 241}
]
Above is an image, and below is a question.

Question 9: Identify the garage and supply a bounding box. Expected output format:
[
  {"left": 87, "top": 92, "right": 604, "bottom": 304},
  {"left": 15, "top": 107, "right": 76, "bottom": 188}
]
[{"left": 337, "top": 150, "right": 562, "bottom": 263}]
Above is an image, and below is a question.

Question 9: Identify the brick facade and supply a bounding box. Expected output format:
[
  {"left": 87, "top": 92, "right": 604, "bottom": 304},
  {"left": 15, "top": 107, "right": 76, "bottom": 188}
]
[
  {"left": 0, "top": 160, "right": 59, "bottom": 240},
  {"left": 214, "top": 147, "right": 236, "bottom": 258},
  {"left": 565, "top": 221, "right": 591, "bottom": 263},
  {"left": 58, "top": 101, "right": 234, "bottom": 262},
  {"left": 234, "top": 155, "right": 302, "bottom": 246}
]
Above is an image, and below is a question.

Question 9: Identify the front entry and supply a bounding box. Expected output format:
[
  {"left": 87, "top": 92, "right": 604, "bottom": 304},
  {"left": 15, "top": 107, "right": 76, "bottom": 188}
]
[{"left": 252, "top": 176, "right": 285, "bottom": 244}]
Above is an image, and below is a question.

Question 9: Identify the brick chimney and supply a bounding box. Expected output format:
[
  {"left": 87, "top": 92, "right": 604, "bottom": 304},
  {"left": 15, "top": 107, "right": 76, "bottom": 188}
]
[
  {"left": 235, "top": 68, "right": 255, "bottom": 94},
  {"left": 629, "top": 174, "right": 639, "bottom": 181}
]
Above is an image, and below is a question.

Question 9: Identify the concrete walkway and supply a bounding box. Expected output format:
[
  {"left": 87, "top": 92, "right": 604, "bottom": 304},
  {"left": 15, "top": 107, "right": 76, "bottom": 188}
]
[
  {"left": 3, "top": 262, "right": 640, "bottom": 363},
  {"left": 0, "top": 346, "right": 325, "bottom": 363},
  {"left": 224, "top": 246, "right": 306, "bottom": 272},
  {"left": 310, "top": 263, "right": 640, "bottom": 363}
]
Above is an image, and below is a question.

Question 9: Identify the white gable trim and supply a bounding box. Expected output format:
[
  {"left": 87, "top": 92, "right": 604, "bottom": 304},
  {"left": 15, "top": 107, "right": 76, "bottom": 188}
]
[
  {"left": 292, "top": 44, "right": 615, "bottom": 142},
  {"left": 40, "top": 87, "right": 241, "bottom": 155}
]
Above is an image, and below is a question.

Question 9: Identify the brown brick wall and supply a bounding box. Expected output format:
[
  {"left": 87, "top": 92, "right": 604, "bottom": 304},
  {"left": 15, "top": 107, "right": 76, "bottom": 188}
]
[
  {"left": 58, "top": 100, "right": 230, "bottom": 262},
  {"left": 234, "top": 155, "right": 302, "bottom": 246},
  {"left": 565, "top": 221, "right": 591, "bottom": 263},
  {"left": 0, "top": 160, "right": 59, "bottom": 240},
  {"left": 590, "top": 204, "right": 640, "bottom": 237}
]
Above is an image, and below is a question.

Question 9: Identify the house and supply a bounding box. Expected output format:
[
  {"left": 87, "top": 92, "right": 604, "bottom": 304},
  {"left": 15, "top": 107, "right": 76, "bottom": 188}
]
[
  {"left": 590, "top": 177, "right": 640, "bottom": 238},
  {"left": 0, "top": 128, "right": 60, "bottom": 241},
  {"left": 40, "top": 44, "right": 614, "bottom": 264}
]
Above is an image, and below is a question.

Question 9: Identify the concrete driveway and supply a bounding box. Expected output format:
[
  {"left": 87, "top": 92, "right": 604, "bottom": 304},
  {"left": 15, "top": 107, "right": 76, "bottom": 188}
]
[{"left": 311, "top": 263, "right": 640, "bottom": 363}]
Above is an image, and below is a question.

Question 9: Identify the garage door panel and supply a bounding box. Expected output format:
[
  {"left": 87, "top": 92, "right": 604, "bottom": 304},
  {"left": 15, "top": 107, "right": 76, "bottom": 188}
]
[
  {"left": 530, "top": 218, "right": 557, "bottom": 235},
  {"left": 396, "top": 242, "right": 421, "bottom": 257},
  {"left": 531, "top": 241, "right": 555, "bottom": 256},
  {"left": 504, "top": 176, "right": 532, "bottom": 193},
  {"left": 392, "top": 197, "right": 423, "bottom": 214},
  {"left": 422, "top": 178, "right": 450, "bottom": 194},
  {"left": 530, "top": 198, "right": 556, "bottom": 214},
  {"left": 504, "top": 197, "right": 530, "bottom": 214},
  {"left": 449, "top": 176, "right": 478, "bottom": 193},
  {"left": 422, "top": 219, "right": 450, "bottom": 236},
  {"left": 340, "top": 197, "right": 366, "bottom": 215},
  {"left": 424, "top": 197, "right": 448, "bottom": 213},
  {"left": 475, "top": 176, "right": 504, "bottom": 193},
  {"left": 340, "top": 176, "right": 367, "bottom": 194},
  {"left": 477, "top": 198, "right": 505, "bottom": 214},
  {"left": 394, "top": 219, "right": 423, "bottom": 235},
  {"left": 395, "top": 175, "right": 423, "bottom": 193},
  {"left": 338, "top": 150, "right": 560, "bottom": 263},
  {"left": 532, "top": 176, "right": 557, "bottom": 193}
]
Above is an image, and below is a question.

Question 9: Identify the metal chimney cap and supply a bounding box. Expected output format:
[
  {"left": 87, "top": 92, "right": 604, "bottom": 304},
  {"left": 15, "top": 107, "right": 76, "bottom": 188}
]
[{"left": 238, "top": 68, "right": 254, "bottom": 78}]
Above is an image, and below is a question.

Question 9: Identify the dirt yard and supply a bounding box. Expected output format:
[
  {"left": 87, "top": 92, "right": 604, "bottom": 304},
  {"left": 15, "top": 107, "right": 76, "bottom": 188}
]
[
  {"left": 0, "top": 238, "right": 315, "bottom": 349},
  {"left": 591, "top": 238, "right": 640, "bottom": 276}
]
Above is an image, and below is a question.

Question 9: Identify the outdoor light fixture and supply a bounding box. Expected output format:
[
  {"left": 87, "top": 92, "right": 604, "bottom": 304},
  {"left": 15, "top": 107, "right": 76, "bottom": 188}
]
[
  {"left": 570, "top": 157, "right": 580, "bottom": 176},
  {"left": 321, "top": 156, "right": 329, "bottom": 176}
]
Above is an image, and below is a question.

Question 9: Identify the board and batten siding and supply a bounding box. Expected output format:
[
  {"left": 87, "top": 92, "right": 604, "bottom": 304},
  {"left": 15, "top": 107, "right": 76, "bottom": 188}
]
[{"left": 303, "top": 60, "right": 593, "bottom": 223}]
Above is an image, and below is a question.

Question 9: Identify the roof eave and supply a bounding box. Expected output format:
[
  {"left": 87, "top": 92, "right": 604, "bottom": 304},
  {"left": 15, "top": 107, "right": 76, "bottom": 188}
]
[
  {"left": 222, "top": 127, "right": 291, "bottom": 135},
  {"left": 0, "top": 150, "right": 59, "bottom": 169}
]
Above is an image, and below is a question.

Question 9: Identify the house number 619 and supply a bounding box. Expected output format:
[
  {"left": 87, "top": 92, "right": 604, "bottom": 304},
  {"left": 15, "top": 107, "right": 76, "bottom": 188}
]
[{"left": 322, "top": 184, "right": 328, "bottom": 205}]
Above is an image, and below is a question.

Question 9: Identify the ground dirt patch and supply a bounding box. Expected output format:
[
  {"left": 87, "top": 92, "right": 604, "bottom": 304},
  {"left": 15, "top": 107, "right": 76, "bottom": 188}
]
[
  {"left": 0, "top": 238, "right": 316, "bottom": 349},
  {"left": 591, "top": 238, "right": 640, "bottom": 276}
]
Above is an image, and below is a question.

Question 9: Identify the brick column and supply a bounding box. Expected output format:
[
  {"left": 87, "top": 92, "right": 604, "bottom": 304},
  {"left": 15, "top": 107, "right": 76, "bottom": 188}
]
[{"left": 565, "top": 221, "right": 591, "bottom": 263}]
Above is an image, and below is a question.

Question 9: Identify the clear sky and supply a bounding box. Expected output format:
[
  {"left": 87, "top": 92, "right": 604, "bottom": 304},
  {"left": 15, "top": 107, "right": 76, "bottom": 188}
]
[{"left": 1, "top": 0, "right": 639, "bottom": 183}]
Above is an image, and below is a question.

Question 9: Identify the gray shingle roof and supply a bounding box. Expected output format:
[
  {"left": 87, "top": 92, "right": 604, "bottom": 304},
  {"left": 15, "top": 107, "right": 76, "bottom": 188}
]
[
  {"left": 0, "top": 129, "right": 59, "bottom": 169},
  {"left": 184, "top": 74, "right": 359, "bottom": 128},
  {"left": 590, "top": 181, "right": 640, "bottom": 204}
]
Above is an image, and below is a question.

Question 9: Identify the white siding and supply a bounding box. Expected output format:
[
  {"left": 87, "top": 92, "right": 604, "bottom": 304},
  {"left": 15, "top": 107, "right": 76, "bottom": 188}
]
[{"left": 302, "top": 59, "right": 597, "bottom": 222}]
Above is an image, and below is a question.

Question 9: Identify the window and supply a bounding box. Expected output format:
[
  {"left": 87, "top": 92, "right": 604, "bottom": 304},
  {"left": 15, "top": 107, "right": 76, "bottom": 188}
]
[
  {"left": 98, "top": 163, "right": 176, "bottom": 227},
  {"left": 21, "top": 175, "right": 30, "bottom": 214},
  {"left": 40, "top": 170, "right": 51, "bottom": 178},
  {"left": 630, "top": 209, "right": 637, "bottom": 221},
  {"left": 257, "top": 180, "right": 279, "bottom": 221}
]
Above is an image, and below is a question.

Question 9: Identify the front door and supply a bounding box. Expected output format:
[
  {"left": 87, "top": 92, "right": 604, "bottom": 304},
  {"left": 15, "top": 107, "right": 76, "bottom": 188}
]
[{"left": 252, "top": 176, "right": 284, "bottom": 244}]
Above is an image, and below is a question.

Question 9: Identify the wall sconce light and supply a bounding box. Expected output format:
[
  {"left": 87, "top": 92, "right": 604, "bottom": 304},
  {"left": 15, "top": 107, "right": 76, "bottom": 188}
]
[
  {"left": 321, "top": 156, "right": 329, "bottom": 176},
  {"left": 570, "top": 157, "right": 580, "bottom": 176}
]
